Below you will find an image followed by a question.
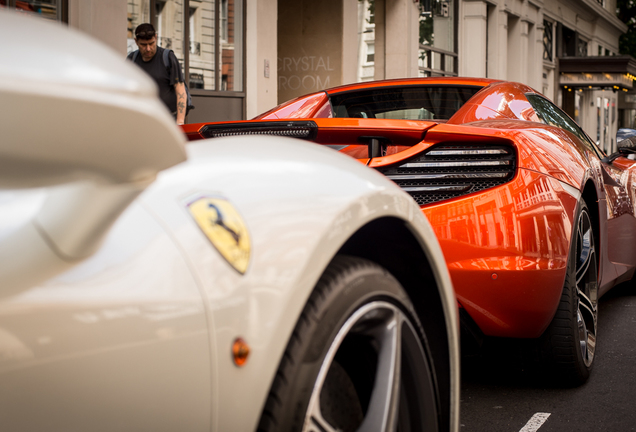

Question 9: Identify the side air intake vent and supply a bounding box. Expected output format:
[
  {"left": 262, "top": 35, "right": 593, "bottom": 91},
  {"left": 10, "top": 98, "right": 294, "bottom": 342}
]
[
  {"left": 200, "top": 121, "right": 318, "bottom": 140},
  {"left": 376, "top": 143, "right": 516, "bottom": 206}
]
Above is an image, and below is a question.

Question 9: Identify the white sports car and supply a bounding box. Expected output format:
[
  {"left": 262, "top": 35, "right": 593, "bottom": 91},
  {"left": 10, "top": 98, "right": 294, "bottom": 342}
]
[{"left": 0, "top": 11, "right": 459, "bottom": 432}]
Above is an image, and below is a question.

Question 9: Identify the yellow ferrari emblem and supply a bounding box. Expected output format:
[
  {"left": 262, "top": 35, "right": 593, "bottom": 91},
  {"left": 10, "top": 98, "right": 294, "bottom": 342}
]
[{"left": 187, "top": 196, "right": 251, "bottom": 274}]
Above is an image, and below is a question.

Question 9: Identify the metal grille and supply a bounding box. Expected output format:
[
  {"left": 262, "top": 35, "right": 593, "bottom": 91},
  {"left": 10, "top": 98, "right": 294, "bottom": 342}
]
[{"left": 376, "top": 144, "right": 516, "bottom": 206}]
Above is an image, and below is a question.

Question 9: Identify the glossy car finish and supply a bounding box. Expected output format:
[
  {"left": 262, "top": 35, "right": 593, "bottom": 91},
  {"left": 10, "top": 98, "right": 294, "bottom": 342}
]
[
  {"left": 0, "top": 12, "right": 459, "bottom": 432},
  {"left": 186, "top": 77, "right": 636, "bottom": 345}
]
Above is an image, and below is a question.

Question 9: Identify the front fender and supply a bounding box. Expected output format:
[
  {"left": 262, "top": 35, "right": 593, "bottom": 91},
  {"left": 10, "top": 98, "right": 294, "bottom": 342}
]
[{"left": 141, "top": 136, "right": 457, "bottom": 432}]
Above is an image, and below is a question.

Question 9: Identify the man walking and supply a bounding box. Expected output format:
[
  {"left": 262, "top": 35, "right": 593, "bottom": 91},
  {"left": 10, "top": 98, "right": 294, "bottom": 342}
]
[{"left": 128, "top": 23, "right": 187, "bottom": 125}]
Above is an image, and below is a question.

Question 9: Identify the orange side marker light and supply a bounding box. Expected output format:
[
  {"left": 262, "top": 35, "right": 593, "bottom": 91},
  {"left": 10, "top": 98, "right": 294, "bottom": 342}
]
[{"left": 232, "top": 337, "right": 250, "bottom": 367}]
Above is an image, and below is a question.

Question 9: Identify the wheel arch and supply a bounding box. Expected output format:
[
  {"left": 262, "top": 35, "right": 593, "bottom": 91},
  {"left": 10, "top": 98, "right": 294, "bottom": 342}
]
[
  {"left": 535, "top": 178, "right": 600, "bottom": 385},
  {"left": 337, "top": 216, "right": 453, "bottom": 432}
]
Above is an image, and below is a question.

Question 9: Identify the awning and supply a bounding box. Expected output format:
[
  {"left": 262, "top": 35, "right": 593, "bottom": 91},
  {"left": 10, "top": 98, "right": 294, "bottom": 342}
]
[{"left": 558, "top": 56, "right": 636, "bottom": 90}]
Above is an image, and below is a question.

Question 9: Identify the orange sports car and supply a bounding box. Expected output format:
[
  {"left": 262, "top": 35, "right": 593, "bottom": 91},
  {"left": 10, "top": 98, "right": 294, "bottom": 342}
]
[{"left": 183, "top": 78, "right": 636, "bottom": 384}]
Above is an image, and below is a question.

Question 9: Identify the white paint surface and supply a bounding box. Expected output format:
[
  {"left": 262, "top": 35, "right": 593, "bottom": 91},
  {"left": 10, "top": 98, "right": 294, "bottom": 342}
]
[{"left": 519, "top": 412, "right": 551, "bottom": 432}]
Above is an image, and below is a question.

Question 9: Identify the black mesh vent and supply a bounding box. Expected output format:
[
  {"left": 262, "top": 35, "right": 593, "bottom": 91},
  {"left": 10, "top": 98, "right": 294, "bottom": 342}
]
[
  {"left": 376, "top": 143, "right": 516, "bottom": 206},
  {"left": 200, "top": 121, "right": 318, "bottom": 140}
]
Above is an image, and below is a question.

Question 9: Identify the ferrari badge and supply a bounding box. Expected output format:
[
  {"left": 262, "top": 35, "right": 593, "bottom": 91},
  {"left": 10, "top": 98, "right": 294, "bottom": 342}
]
[{"left": 186, "top": 196, "right": 251, "bottom": 274}]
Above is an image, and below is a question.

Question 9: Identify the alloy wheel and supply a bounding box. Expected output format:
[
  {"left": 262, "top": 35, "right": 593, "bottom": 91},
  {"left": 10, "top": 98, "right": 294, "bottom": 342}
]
[
  {"left": 575, "top": 209, "right": 598, "bottom": 368},
  {"left": 302, "top": 301, "right": 436, "bottom": 432}
]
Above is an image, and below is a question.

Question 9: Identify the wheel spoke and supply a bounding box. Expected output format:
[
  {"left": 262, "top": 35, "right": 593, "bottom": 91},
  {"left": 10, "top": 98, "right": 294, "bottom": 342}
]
[
  {"left": 577, "top": 289, "right": 596, "bottom": 316},
  {"left": 577, "top": 309, "right": 588, "bottom": 359},
  {"left": 358, "top": 310, "right": 403, "bottom": 432},
  {"left": 576, "top": 225, "right": 593, "bottom": 286},
  {"left": 304, "top": 411, "right": 338, "bottom": 432},
  {"left": 577, "top": 308, "right": 596, "bottom": 365},
  {"left": 586, "top": 332, "right": 597, "bottom": 360}
]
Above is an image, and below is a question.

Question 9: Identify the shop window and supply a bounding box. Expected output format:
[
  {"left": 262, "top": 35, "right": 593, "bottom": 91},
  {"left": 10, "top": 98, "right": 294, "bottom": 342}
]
[
  {"left": 220, "top": 0, "right": 243, "bottom": 92},
  {"left": 127, "top": 0, "right": 244, "bottom": 93},
  {"left": 189, "top": 7, "right": 199, "bottom": 55},
  {"left": 1, "top": 0, "right": 66, "bottom": 21},
  {"left": 418, "top": 0, "right": 457, "bottom": 77},
  {"left": 190, "top": 0, "right": 215, "bottom": 90},
  {"left": 189, "top": 73, "right": 204, "bottom": 89}
]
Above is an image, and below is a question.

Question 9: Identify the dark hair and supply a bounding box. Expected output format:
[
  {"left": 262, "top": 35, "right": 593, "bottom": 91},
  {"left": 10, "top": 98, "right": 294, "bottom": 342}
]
[{"left": 135, "top": 23, "right": 156, "bottom": 40}]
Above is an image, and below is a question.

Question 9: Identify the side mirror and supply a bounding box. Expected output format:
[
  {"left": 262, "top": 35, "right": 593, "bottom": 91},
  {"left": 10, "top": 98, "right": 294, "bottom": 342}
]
[
  {"left": 616, "top": 130, "right": 636, "bottom": 161},
  {"left": 617, "top": 136, "right": 636, "bottom": 155},
  {"left": 617, "top": 128, "right": 636, "bottom": 143},
  {"left": 0, "top": 12, "right": 187, "bottom": 294},
  {"left": 603, "top": 128, "right": 636, "bottom": 163},
  {"left": 0, "top": 14, "right": 186, "bottom": 189}
]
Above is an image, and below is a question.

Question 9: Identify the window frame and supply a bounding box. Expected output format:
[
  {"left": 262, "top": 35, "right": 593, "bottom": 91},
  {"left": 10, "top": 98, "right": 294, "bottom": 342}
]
[
  {"left": 365, "top": 42, "right": 375, "bottom": 64},
  {"left": 418, "top": 0, "right": 459, "bottom": 77},
  {"left": 543, "top": 19, "right": 554, "bottom": 62}
]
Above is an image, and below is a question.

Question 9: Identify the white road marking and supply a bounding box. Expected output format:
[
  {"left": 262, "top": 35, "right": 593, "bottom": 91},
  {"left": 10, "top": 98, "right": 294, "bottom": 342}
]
[{"left": 519, "top": 413, "right": 551, "bottom": 432}]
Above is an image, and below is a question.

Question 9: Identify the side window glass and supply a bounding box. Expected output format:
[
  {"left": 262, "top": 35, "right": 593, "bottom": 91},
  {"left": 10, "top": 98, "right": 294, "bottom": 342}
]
[{"left": 526, "top": 94, "right": 604, "bottom": 157}]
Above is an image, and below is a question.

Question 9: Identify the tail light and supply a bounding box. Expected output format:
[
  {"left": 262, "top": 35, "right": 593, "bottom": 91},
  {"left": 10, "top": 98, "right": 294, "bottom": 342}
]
[{"left": 199, "top": 121, "right": 318, "bottom": 140}]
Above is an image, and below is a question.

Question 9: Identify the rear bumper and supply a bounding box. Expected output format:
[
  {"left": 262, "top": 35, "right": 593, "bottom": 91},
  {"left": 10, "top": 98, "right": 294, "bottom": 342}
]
[{"left": 451, "top": 256, "right": 566, "bottom": 337}]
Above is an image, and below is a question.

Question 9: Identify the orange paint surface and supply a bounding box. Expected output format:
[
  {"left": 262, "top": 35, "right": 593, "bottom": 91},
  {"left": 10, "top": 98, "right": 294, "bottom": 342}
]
[{"left": 423, "top": 170, "right": 578, "bottom": 337}]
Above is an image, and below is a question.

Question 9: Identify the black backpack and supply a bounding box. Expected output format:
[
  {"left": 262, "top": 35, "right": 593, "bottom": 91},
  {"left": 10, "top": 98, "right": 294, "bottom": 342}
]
[{"left": 128, "top": 48, "right": 195, "bottom": 115}]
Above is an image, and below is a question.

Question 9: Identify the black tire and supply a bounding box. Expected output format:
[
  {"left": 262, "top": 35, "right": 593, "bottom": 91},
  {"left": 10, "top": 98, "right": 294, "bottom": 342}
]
[
  {"left": 538, "top": 202, "right": 598, "bottom": 386},
  {"left": 257, "top": 255, "right": 440, "bottom": 432}
]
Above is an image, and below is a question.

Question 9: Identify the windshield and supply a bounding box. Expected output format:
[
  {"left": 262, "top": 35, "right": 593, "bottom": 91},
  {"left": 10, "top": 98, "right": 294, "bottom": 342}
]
[{"left": 328, "top": 85, "right": 482, "bottom": 120}]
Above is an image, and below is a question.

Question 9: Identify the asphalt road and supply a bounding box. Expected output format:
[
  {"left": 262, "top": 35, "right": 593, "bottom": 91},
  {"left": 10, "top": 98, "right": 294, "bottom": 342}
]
[{"left": 459, "top": 280, "right": 636, "bottom": 432}]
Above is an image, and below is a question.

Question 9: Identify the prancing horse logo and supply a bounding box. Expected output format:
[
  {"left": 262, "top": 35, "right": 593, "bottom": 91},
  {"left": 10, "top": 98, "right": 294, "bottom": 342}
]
[{"left": 186, "top": 196, "right": 251, "bottom": 274}]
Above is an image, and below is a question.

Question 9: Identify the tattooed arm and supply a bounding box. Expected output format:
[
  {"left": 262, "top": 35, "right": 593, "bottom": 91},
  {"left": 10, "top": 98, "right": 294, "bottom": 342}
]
[{"left": 175, "top": 82, "right": 186, "bottom": 125}]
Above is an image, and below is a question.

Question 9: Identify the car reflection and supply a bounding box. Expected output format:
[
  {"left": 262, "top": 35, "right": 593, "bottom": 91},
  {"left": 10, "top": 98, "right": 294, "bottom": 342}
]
[{"left": 425, "top": 170, "right": 571, "bottom": 266}]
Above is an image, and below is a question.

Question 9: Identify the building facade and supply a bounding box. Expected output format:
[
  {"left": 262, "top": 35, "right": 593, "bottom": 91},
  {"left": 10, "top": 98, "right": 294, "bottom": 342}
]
[
  {"left": 459, "top": 0, "right": 630, "bottom": 154},
  {"left": 3, "top": 0, "right": 633, "bottom": 152}
]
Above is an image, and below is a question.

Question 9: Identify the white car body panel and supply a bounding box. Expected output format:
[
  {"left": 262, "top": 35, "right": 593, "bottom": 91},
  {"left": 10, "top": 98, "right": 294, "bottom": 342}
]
[
  {"left": 141, "top": 137, "right": 459, "bottom": 431},
  {"left": 0, "top": 202, "right": 211, "bottom": 431},
  {"left": 0, "top": 10, "right": 459, "bottom": 432}
]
